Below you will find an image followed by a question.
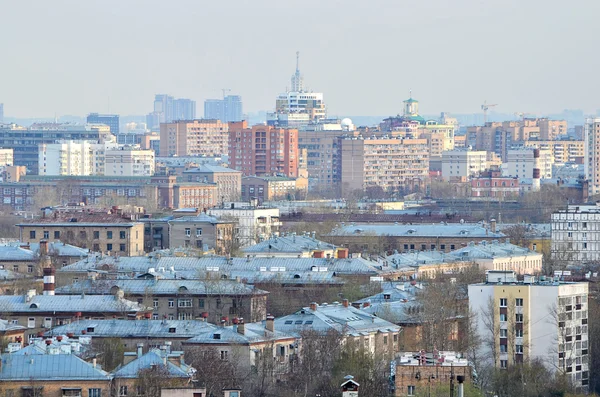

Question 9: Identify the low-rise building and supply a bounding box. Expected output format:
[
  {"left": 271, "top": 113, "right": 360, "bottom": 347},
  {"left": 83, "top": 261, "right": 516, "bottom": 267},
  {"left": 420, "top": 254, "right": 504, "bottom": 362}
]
[
  {"left": 183, "top": 165, "right": 242, "bottom": 202},
  {"left": 328, "top": 222, "right": 505, "bottom": 254},
  {"left": 274, "top": 301, "right": 400, "bottom": 357},
  {"left": 56, "top": 279, "right": 269, "bottom": 324},
  {"left": 0, "top": 354, "right": 112, "bottom": 396},
  {"left": 0, "top": 240, "right": 90, "bottom": 276},
  {"left": 470, "top": 169, "right": 520, "bottom": 199},
  {"left": 207, "top": 202, "right": 281, "bottom": 247},
  {"left": 17, "top": 210, "right": 145, "bottom": 256},
  {"left": 242, "top": 232, "right": 340, "bottom": 258},
  {"left": 0, "top": 289, "right": 145, "bottom": 339},
  {"left": 241, "top": 176, "right": 308, "bottom": 202},
  {"left": 448, "top": 240, "right": 542, "bottom": 274},
  {"left": 469, "top": 270, "right": 589, "bottom": 393}
]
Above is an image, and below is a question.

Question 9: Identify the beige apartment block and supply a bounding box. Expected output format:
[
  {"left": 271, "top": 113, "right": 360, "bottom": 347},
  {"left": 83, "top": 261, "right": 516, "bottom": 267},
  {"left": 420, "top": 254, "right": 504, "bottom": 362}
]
[
  {"left": 524, "top": 139, "right": 584, "bottom": 165},
  {"left": 160, "top": 119, "right": 229, "bottom": 157}
]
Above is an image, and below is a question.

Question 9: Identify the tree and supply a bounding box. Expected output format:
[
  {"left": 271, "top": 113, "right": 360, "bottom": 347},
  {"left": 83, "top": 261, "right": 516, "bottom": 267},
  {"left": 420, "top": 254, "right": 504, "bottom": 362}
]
[
  {"left": 134, "top": 365, "right": 182, "bottom": 397},
  {"left": 90, "top": 337, "right": 124, "bottom": 371},
  {"left": 185, "top": 346, "right": 240, "bottom": 396}
]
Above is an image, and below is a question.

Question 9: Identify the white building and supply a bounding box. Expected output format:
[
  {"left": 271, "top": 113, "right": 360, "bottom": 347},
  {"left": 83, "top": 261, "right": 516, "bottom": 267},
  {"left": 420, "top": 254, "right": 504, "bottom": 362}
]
[
  {"left": 441, "top": 149, "right": 488, "bottom": 180},
  {"left": 503, "top": 148, "right": 553, "bottom": 180},
  {"left": 39, "top": 141, "right": 154, "bottom": 177},
  {"left": 551, "top": 204, "right": 600, "bottom": 265},
  {"left": 207, "top": 202, "right": 281, "bottom": 247},
  {"left": 584, "top": 117, "right": 600, "bottom": 196},
  {"left": 0, "top": 148, "right": 13, "bottom": 167},
  {"left": 469, "top": 271, "right": 589, "bottom": 392},
  {"left": 104, "top": 146, "right": 155, "bottom": 177}
]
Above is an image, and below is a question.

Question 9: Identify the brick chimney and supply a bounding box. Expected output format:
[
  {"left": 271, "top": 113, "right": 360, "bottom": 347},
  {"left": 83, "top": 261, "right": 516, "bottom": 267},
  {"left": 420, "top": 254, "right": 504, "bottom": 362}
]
[
  {"left": 237, "top": 318, "right": 245, "bottom": 335},
  {"left": 265, "top": 314, "right": 275, "bottom": 332},
  {"left": 337, "top": 248, "right": 349, "bottom": 259},
  {"left": 39, "top": 240, "right": 48, "bottom": 256},
  {"left": 490, "top": 219, "right": 497, "bottom": 234},
  {"left": 43, "top": 267, "right": 56, "bottom": 296}
]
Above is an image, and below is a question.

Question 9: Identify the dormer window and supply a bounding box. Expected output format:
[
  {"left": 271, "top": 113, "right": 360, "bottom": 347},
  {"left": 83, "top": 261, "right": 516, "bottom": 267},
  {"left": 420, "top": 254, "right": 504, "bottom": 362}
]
[
  {"left": 29, "top": 303, "right": 38, "bottom": 309},
  {"left": 87, "top": 327, "right": 94, "bottom": 333},
  {"left": 213, "top": 333, "right": 221, "bottom": 340}
]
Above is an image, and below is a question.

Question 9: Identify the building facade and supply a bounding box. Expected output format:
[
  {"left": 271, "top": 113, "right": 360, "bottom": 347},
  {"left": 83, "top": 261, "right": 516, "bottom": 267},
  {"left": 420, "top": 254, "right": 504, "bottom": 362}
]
[
  {"left": 204, "top": 95, "right": 243, "bottom": 122},
  {"left": 228, "top": 121, "right": 299, "bottom": 177},
  {"left": 585, "top": 117, "right": 600, "bottom": 196},
  {"left": 0, "top": 148, "right": 13, "bottom": 166},
  {"left": 441, "top": 149, "right": 488, "bottom": 181},
  {"left": 551, "top": 204, "right": 600, "bottom": 265},
  {"left": 86, "top": 113, "right": 120, "bottom": 133},
  {"left": 469, "top": 271, "right": 589, "bottom": 392},
  {"left": 241, "top": 176, "right": 307, "bottom": 202},
  {"left": 104, "top": 146, "right": 155, "bottom": 177},
  {"left": 207, "top": 203, "right": 281, "bottom": 247},
  {"left": 523, "top": 139, "right": 584, "bottom": 165},
  {"left": 470, "top": 169, "right": 520, "bottom": 199},
  {"left": 160, "top": 119, "right": 228, "bottom": 157},
  {"left": 504, "top": 148, "right": 553, "bottom": 180},
  {"left": 183, "top": 165, "right": 242, "bottom": 203}
]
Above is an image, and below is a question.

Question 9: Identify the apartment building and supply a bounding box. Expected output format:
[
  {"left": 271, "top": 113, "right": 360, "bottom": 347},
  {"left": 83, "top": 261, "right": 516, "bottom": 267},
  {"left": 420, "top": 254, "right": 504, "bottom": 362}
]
[
  {"left": 504, "top": 148, "right": 553, "bottom": 179},
  {"left": 228, "top": 121, "right": 299, "bottom": 177},
  {"left": 104, "top": 145, "right": 155, "bottom": 176},
  {"left": 17, "top": 210, "right": 145, "bottom": 256},
  {"left": 183, "top": 164, "right": 242, "bottom": 202},
  {"left": 523, "top": 139, "right": 584, "bottom": 165},
  {"left": 241, "top": 175, "right": 308, "bottom": 202},
  {"left": 469, "top": 271, "right": 589, "bottom": 393},
  {"left": 0, "top": 148, "right": 13, "bottom": 166},
  {"left": 585, "top": 117, "right": 600, "bottom": 196},
  {"left": 338, "top": 135, "right": 429, "bottom": 195},
  {"left": 160, "top": 119, "right": 228, "bottom": 157},
  {"left": 551, "top": 204, "right": 600, "bottom": 265},
  {"left": 0, "top": 123, "right": 113, "bottom": 173},
  {"left": 441, "top": 149, "right": 488, "bottom": 181},
  {"left": 207, "top": 202, "right": 281, "bottom": 246},
  {"left": 56, "top": 278, "right": 268, "bottom": 324}
]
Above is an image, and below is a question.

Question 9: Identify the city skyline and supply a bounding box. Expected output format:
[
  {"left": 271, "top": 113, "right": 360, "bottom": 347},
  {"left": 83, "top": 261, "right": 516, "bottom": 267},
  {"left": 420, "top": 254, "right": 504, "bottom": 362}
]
[{"left": 1, "top": 0, "right": 599, "bottom": 119}]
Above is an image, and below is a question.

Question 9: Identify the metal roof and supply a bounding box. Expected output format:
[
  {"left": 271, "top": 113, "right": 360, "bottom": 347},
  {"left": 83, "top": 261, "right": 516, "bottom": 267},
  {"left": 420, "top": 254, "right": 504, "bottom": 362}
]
[
  {"left": 184, "top": 321, "right": 296, "bottom": 345},
  {"left": 329, "top": 223, "right": 505, "bottom": 238},
  {"left": 184, "top": 165, "right": 241, "bottom": 174},
  {"left": 0, "top": 245, "right": 35, "bottom": 261},
  {"left": 0, "top": 354, "right": 110, "bottom": 381},
  {"left": 55, "top": 279, "right": 268, "bottom": 296},
  {"left": 242, "top": 234, "right": 337, "bottom": 254},
  {"left": 113, "top": 350, "right": 192, "bottom": 379},
  {"left": 0, "top": 294, "right": 144, "bottom": 314},
  {"left": 49, "top": 319, "right": 218, "bottom": 339},
  {"left": 0, "top": 318, "right": 26, "bottom": 332}
]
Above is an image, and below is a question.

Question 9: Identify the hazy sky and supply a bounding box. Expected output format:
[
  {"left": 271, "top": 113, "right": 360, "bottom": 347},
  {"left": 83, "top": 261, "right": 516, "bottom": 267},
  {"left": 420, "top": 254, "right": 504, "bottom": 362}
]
[{"left": 1, "top": 0, "right": 599, "bottom": 119}]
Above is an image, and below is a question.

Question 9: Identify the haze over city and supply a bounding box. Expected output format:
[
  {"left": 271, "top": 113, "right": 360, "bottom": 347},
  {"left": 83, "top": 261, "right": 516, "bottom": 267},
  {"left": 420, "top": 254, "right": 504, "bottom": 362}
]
[{"left": 2, "top": 0, "right": 600, "bottom": 118}]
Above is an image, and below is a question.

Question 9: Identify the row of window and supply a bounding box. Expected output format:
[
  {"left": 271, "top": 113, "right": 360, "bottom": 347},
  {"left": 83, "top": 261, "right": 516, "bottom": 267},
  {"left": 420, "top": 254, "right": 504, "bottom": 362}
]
[{"left": 29, "top": 230, "right": 127, "bottom": 240}]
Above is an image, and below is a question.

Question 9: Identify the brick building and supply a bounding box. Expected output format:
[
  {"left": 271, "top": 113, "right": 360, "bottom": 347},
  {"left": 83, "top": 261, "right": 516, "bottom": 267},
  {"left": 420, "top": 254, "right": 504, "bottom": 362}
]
[
  {"left": 228, "top": 121, "right": 299, "bottom": 177},
  {"left": 183, "top": 164, "right": 242, "bottom": 202},
  {"left": 470, "top": 169, "right": 520, "bottom": 199},
  {"left": 241, "top": 175, "right": 308, "bottom": 202},
  {"left": 159, "top": 119, "right": 229, "bottom": 157}
]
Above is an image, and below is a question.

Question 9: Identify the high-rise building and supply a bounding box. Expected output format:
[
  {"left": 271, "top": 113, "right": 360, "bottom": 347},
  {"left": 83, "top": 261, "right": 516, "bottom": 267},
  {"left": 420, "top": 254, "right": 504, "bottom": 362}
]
[
  {"left": 338, "top": 135, "right": 430, "bottom": 195},
  {"left": 204, "top": 95, "right": 243, "bottom": 122},
  {"left": 469, "top": 270, "right": 589, "bottom": 392},
  {"left": 147, "top": 95, "right": 196, "bottom": 130},
  {"left": 267, "top": 52, "right": 326, "bottom": 128},
  {"left": 159, "top": 119, "right": 229, "bottom": 157},
  {"left": 228, "top": 121, "right": 299, "bottom": 177},
  {"left": 504, "top": 148, "right": 554, "bottom": 180},
  {"left": 441, "top": 148, "right": 488, "bottom": 181},
  {"left": 585, "top": 117, "right": 600, "bottom": 196},
  {"left": 86, "top": 113, "right": 120, "bottom": 134},
  {"left": 551, "top": 204, "right": 600, "bottom": 265}
]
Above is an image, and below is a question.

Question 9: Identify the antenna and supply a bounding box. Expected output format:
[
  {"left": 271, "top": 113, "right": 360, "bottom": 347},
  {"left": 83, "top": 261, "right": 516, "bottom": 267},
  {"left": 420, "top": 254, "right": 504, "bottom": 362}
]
[{"left": 296, "top": 51, "right": 300, "bottom": 72}]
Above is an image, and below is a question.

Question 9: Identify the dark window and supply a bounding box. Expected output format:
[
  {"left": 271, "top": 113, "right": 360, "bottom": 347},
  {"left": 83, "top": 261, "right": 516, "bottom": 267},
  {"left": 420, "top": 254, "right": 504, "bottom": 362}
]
[
  {"left": 79, "top": 231, "right": 87, "bottom": 239},
  {"left": 43, "top": 231, "right": 49, "bottom": 239},
  {"left": 93, "top": 244, "right": 100, "bottom": 251},
  {"left": 120, "top": 231, "right": 126, "bottom": 239},
  {"left": 54, "top": 231, "right": 60, "bottom": 239},
  {"left": 199, "top": 299, "right": 205, "bottom": 308},
  {"left": 196, "top": 240, "right": 203, "bottom": 249},
  {"left": 107, "top": 231, "right": 113, "bottom": 239},
  {"left": 119, "top": 244, "right": 126, "bottom": 252},
  {"left": 93, "top": 231, "right": 100, "bottom": 239},
  {"left": 29, "top": 231, "right": 36, "bottom": 239},
  {"left": 107, "top": 243, "right": 113, "bottom": 251}
]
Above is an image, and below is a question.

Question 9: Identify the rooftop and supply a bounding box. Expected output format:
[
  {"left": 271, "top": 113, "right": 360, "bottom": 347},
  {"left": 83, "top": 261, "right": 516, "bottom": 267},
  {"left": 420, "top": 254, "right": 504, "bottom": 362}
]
[
  {"left": 242, "top": 233, "right": 337, "bottom": 254},
  {"left": 0, "top": 354, "right": 110, "bottom": 381},
  {"left": 113, "top": 349, "right": 193, "bottom": 379},
  {"left": 184, "top": 165, "right": 241, "bottom": 174},
  {"left": 0, "top": 292, "right": 144, "bottom": 314},
  {"left": 184, "top": 321, "right": 295, "bottom": 345},
  {"left": 329, "top": 223, "right": 505, "bottom": 238}
]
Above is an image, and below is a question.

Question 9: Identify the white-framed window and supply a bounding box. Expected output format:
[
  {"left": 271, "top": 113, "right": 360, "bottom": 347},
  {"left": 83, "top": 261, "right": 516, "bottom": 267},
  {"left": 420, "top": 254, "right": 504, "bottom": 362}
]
[
  {"left": 196, "top": 228, "right": 202, "bottom": 237},
  {"left": 500, "top": 298, "right": 507, "bottom": 307},
  {"left": 185, "top": 228, "right": 191, "bottom": 237},
  {"left": 178, "top": 299, "right": 192, "bottom": 308},
  {"left": 119, "top": 386, "right": 127, "bottom": 396},
  {"left": 408, "top": 385, "right": 416, "bottom": 396},
  {"left": 516, "top": 298, "right": 523, "bottom": 307},
  {"left": 168, "top": 299, "right": 174, "bottom": 307},
  {"left": 27, "top": 317, "right": 35, "bottom": 328},
  {"left": 500, "top": 360, "right": 508, "bottom": 369},
  {"left": 88, "top": 389, "right": 102, "bottom": 397}
]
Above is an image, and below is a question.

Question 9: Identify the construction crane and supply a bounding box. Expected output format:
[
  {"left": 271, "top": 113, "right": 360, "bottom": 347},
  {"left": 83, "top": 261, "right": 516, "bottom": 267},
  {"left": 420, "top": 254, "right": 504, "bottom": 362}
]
[
  {"left": 222, "top": 88, "right": 231, "bottom": 99},
  {"left": 481, "top": 100, "right": 498, "bottom": 124}
]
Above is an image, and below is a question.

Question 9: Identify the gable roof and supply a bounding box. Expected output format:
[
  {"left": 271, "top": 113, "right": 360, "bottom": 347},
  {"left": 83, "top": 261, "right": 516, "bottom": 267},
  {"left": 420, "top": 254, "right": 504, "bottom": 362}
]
[
  {"left": 113, "top": 350, "right": 192, "bottom": 379},
  {"left": 184, "top": 321, "right": 295, "bottom": 346},
  {"left": 243, "top": 234, "right": 337, "bottom": 254},
  {"left": 0, "top": 354, "right": 109, "bottom": 381},
  {"left": 0, "top": 294, "right": 144, "bottom": 314}
]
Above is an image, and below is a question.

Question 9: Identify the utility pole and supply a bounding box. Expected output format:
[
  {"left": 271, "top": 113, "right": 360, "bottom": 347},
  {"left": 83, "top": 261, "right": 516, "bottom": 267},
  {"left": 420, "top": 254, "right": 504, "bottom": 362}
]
[{"left": 449, "top": 364, "right": 455, "bottom": 397}]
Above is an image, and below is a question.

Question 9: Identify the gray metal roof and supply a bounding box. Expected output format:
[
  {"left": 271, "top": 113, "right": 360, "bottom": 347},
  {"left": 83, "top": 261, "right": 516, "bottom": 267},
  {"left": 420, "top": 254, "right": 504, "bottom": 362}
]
[
  {"left": 274, "top": 303, "right": 400, "bottom": 337},
  {"left": 446, "top": 241, "right": 540, "bottom": 260},
  {"left": 0, "top": 354, "right": 110, "bottom": 381},
  {"left": 184, "top": 321, "right": 295, "bottom": 345},
  {"left": 0, "top": 245, "right": 34, "bottom": 261},
  {"left": 329, "top": 223, "right": 505, "bottom": 238},
  {"left": 184, "top": 165, "right": 241, "bottom": 174},
  {"left": 48, "top": 319, "right": 218, "bottom": 339},
  {"left": 55, "top": 279, "right": 268, "bottom": 296},
  {"left": 0, "top": 318, "right": 26, "bottom": 332},
  {"left": 0, "top": 294, "right": 144, "bottom": 314},
  {"left": 113, "top": 350, "right": 193, "bottom": 379},
  {"left": 243, "top": 234, "right": 337, "bottom": 254},
  {"left": 59, "top": 256, "right": 379, "bottom": 276}
]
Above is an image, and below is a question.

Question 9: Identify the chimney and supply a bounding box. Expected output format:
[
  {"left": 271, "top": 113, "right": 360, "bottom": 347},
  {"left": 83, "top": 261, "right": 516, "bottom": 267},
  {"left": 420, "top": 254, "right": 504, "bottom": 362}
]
[
  {"left": 39, "top": 240, "right": 48, "bottom": 256},
  {"left": 92, "top": 358, "right": 97, "bottom": 368},
  {"left": 26, "top": 289, "right": 36, "bottom": 302},
  {"left": 165, "top": 341, "right": 172, "bottom": 353},
  {"left": 237, "top": 318, "right": 245, "bottom": 335},
  {"left": 309, "top": 302, "right": 318, "bottom": 311},
  {"left": 265, "top": 314, "right": 275, "bottom": 332},
  {"left": 43, "top": 267, "right": 56, "bottom": 296},
  {"left": 137, "top": 343, "right": 144, "bottom": 358},
  {"left": 313, "top": 250, "right": 324, "bottom": 258},
  {"left": 342, "top": 299, "right": 349, "bottom": 308},
  {"left": 532, "top": 148, "right": 541, "bottom": 192},
  {"left": 337, "top": 248, "right": 349, "bottom": 259},
  {"left": 490, "top": 219, "right": 497, "bottom": 234}
]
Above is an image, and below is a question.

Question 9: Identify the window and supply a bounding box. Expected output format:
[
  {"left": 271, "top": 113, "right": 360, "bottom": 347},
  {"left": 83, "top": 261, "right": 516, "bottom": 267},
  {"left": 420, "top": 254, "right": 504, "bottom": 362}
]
[
  {"left": 516, "top": 298, "right": 523, "bottom": 307},
  {"left": 500, "top": 360, "right": 508, "bottom": 369},
  {"left": 119, "top": 386, "right": 128, "bottom": 397},
  {"left": 54, "top": 231, "right": 60, "bottom": 239},
  {"left": 29, "top": 230, "right": 36, "bottom": 239},
  {"left": 106, "top": 243, "right": 113, "bottom": 252},
  {"left": 153, "top": 299, "right": 159, "bottom": 308},
  {"left": 93, "top": 231, "right": 100, "bottom": 239},
  {"left": 107, "top": 231, "right": 113, "bottom": 239},
  {"left": 407, "top": 386, "right": 416, "bottom": 396},
  {"left": 27, "top": 317, "right": 35, "bottom": 328},
  {"left": 500, "top": 344, "right": 507, "bottom": 353},
  {"left": 196, "top": 228, "right": 202, "bottom": 237},
  {"left": 500, "top": 329, "right": 508, "bottom": 338},
  {"left": 516, "top": 345, "right": 524, "bottom": 354},
  {"left": 119, "top": 244, "right": 126, "bottom": 252},
  {"left": 220, "top": 350, "right": 228, "bottom": 360},
  {"left": 196, "top": 240, "right": 203, "bottom": 249},
  {"left": 93, "top": 243, "right": 100, "bottom": 251},
  {"left": 79, "top": 231, "right": 87, "bottom": 240},
  {"left": 27, "top": 265, "right": 33, "bottom": 273},
  {"left": 168, "top": 299, "right": 174, "bottom": 307},
  {"left": 500, "top": 313, "right": 507, "bottom": 322},
  {"left": 516, "top": 313, "right": 523, "bottom": 323},
  {"left": 199, "top": 299, "right": 205, "bottom": 308},
  {"left": 178, "top": 299, "right": 192, "bottom": 308},
  {"left": 185, "top": 228, "right": 191, "bottom": 237},
  {"left": 500, "top": 298, "right": 507, "bottom": 307},
  {"left": 120, "top": 231, "right": 126, "bottom": 239},
  {"left": 62, "top": 390, "right": 81, "bottom": 397},
  {"left": 515, "top": 329, "right": 523, "bottom": 337},
  {"left": 43, "top": 231, "right": 49, "bottom": 239}
]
